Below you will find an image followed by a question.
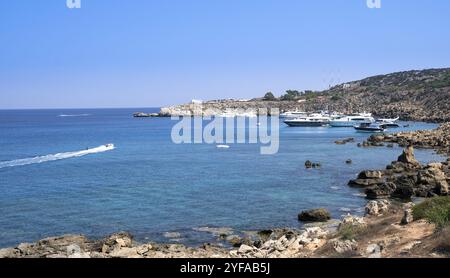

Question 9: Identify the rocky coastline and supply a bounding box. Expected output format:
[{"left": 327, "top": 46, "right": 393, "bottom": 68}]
[
  {"left": 1, "top": 142, "right": 449, "bottom": 258},
  {"left": 153, "top": 68, "right": 450, "bottom": 122}
]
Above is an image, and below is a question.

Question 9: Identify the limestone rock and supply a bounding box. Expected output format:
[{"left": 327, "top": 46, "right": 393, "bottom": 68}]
[
  {"left": 401, "top": 209, "right": 414, "bottom": 225},
  {"left": 332, "top": 239, "right": 358, "bottom": 254},
  {"left": 298, "top": 208, "right": 331, "bottom": 222},
  {"left": 397, "top": 146, "right": 420, "bottom": 166}
]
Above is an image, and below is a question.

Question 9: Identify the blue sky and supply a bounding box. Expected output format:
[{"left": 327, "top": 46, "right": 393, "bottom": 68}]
[{"left": 1, "top": 0, "right": 449, "bottom": 109}]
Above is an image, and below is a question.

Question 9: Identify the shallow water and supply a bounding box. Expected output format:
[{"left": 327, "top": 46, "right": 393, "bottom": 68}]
[{"left": 0, "top": 109, "right": 445, "bottom": 247}]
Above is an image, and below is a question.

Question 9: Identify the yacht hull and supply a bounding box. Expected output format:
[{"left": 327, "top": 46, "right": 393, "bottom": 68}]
[{"left": 284, "top": 121, "right": 328, "bottom": 127}]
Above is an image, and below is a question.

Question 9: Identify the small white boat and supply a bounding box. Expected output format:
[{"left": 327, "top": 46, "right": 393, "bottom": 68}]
[
  {"left": 376, "top": 117, "right": 400, "bottom": 128},
  {"left": 216, "top": 145, "right": 230, "bottom": 149},
  {"left": 354, "top": 123, "right": 385, "bottom": 133}
]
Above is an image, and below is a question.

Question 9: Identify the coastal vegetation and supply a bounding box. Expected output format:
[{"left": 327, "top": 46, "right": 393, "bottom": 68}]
[{"left": 412, "top": 196, "right": 450, "bottom": 229}]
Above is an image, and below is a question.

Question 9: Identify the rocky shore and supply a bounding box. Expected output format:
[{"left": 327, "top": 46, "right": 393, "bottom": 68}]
[
  {"left": 1, "top": 146, "right": 449, "bottom": 258},
  {"left": 367, "top": 123, "right": 450, "bottom": 156},
  {"left": 2, "top": 120, "right": 450, "bottom": 258}
]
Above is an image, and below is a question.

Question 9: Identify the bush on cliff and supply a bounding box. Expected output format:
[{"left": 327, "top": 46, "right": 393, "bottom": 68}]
[{"left": 412, "top": 196, "right": 450, "bottom": 229}]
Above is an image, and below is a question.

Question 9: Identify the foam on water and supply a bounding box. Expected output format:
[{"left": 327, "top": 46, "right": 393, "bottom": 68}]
[
  {"left": 0, "top": 144, "right": 115, "bottom": 169},
  {"left": 58, "top": 114, "right": 91, "bottom": 117}
]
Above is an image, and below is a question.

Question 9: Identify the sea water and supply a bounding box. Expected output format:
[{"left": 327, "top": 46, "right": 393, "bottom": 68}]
[{"left": 0, "top": 108, "right": 444, "bottom": 247}]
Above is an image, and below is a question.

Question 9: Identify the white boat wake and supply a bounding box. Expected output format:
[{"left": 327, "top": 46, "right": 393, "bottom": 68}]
[
  {"left": 0, "top": 144, "right": 115, "bottom": 169},
  {"left": 58, "top": 114, "right": 91, "bottom": 117}
]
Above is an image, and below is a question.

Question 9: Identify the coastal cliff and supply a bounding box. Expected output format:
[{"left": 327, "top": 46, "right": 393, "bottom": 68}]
[{"left": 159, "top": 68, "right": 450, "bottom": 122}]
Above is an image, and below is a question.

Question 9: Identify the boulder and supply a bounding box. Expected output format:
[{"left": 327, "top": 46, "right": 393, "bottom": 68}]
[
  {"left": 346, "top": 159, "right": 353, "bottom": 164},
  {"left": 339, "top": 214, "right": 366, "bottom": 230},
  {"left": 238, "top": 244, "right": 255, "bottom": 254},
  {"left": 348, "top": 178, "right": 383, "bottom": 188},
  {"left": 305, "top": 160, "right": 312, "bottom": 168},
  {"left": 358, "top": 170, "right": 384, "bottom": 179},
  {"left": 365, "top": 200, "right": 390, "bottom": 216},
  {"left": 365, "top": 182, "right": 397, "bottom": 199},
  {"left": 101, "top": 232, "right": 133, "bottom": 254},
  {"left": 397, "top": 146, "right": 420, "bottom": 166},
  {"left": 418, "top": 165, "right": 449, "bottom": 195},
  {"left": 298, "top": 208, "right": 331, "bottom": 222},
  {"left": 305, "top": 160, "right": 321, "bottom": 168},
  {"left": 331, "top": 239, "right": 358, "bottom": 254},
  {"left": 401, "top": 209, "right": 414, "bottom": 225},
  {"left": 366, "top": 244, "right": 382, "bottom": 258}
]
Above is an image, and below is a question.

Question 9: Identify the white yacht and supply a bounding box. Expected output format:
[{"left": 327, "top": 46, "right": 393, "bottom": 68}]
[
  {"left": 329, "top": 115, "right": 375, "bottom": 127},
  {"left": 284, "top": 114, "right": 330, "bottom": 127},
  {"left": 279, "top": 111, "right": 308, "bottom": 119}
]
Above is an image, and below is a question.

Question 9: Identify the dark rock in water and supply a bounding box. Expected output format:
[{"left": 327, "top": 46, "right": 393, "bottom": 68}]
[
  {"left": 387, "top": 143, "right": 394, "bottom": 148},
  {"left": 305, "top": 160, "right": 321, "bottom": 168},
  {"left": 305, "top": 160, "right": 313, "bottom": 168},
  {"left": 397, "top": 146, "right": 420, "bottom": 166},
  {"left": 348, "top": 178, "right": 384, "bottom": 188},
  {"left": 298, "top": 208, "right": 331, "bottom": 222},
  {"left": 335, "top": 138, "right": 355, "bottom": 145},
  {"left": 365, "top": 182, "right": 397, "bottom": 199},
  {"left": 346, "top": 159, "right": 353, "bottom": 164},
  {"left": 358, "top": 170, "right": 384, "bottom": 179}
]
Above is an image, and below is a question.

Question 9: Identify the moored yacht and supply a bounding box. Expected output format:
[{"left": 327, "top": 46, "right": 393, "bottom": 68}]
[
  {"left": 279, "top": 111, "right": 308, "bottom": 119},
  {"left": 329, "top": 114, "right": 375, "bottom": 127},
  {"left": 376, "top": 117, "right": 400, "bottom": 128},
  {"left": 284, "top": 114, "right": 330, "bottom": 127},
  {"left": 354, "top": 123, "right": 386, "bottom": 133}
]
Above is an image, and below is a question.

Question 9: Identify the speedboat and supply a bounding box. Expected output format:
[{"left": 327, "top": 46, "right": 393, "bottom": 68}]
[
  {"left": 376, "top": 117, "right": 400, "bottom": 128},
  {"left": 280, "top": 111, "right": 308, "bottom": 119},
  {"left": 105, "top": 144, "right": 115, "bottom": 149},
  {"left": 354, "top": 123, "right": 385, "bottom": 133},
  {"left": 330, "top": 115, "right": 375, "bottom": 127},
  {"left": 284, "top": 115, "right": 330, "bottom": 127}
]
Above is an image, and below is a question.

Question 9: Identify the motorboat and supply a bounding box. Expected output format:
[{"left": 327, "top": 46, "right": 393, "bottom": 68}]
[
  {"left": 354, "top": 123, "right": 386, "bottom": 133},
  {"left": 329, "top": 115, "right": 375, "bottom": 127},
  {"left": 376, "top": 117, "right": 400, "bottom": 128},
  {"left": 279, "top": 111, "right": 308, "bottom": 119},
  {"left": 284, "top": 114, "right": 330, "bottom": 127}
]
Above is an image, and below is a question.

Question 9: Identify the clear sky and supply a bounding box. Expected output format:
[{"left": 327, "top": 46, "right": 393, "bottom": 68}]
[{"left": 1, "top": 0, "right": 449, "bottom": 109}]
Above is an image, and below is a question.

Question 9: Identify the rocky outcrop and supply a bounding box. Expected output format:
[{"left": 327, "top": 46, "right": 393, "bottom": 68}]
[
  {"left": 305, "top": 160, "right": 321, "bottom": 169},
  {"left": 365, "top": 200, "right": 391, "bottom": 216},
  {"left": 298, "top": 209, "right": 331, "bottom": 222},
  {"left": 348, "top": 147, "right": 450, "bottom": 200},
  {"left": 397, "top": 146, "right": 420, "bottom": 166},
  {"left": 368, "top": 123, "right": 450, "bottom": 156}
]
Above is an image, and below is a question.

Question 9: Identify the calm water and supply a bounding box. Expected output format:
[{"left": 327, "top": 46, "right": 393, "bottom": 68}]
[{"left": 0, "top": 108, "right": 444, "bottom": 247}]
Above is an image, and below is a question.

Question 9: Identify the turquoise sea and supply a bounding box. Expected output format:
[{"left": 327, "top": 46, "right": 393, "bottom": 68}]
[{"left": 0, "top": 108, "right": 444, "bottom": 247}]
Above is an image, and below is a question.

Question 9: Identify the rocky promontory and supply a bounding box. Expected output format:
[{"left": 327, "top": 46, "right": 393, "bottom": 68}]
[
  {"left": 157, "top": 68, "right": 450, "bottom": 122},
  {"left": 368, "top": 123, "right": 450, "bottom": 156}
]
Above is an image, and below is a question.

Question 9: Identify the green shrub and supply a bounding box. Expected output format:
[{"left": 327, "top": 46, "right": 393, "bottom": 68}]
[
  {"left": 412, "top": 196, "right": 450, "bottom": 229},
  {"left": 338, "top": 223, "right": 367, "bottom": 240}
]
